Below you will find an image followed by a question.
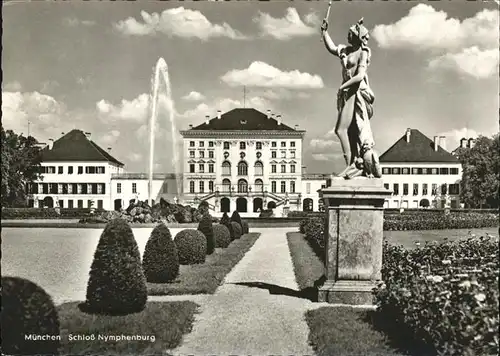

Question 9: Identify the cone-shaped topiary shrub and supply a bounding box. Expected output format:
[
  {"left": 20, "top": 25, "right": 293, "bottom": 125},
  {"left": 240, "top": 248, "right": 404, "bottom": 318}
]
[
  {"left": 175, "top": 229, "right": 207, "bottom": 264},
  {"left": 142, "top": 223, "right": 179, "bottom": 283},
  {"left": 230, "top": 211, "right": 243, "bottom": 230},
  {"left": 231, "top": 221, "right": 242, "bottom": 239},
  {"left": 241, "top": 220, "right": 249, "bottom": 234},
  {"left": 198, "top": 213, "right": 215, "bottom": 255},
  {"left": 79, "top": 218, "right": 147, "bottom": 315},
  {"left": 220, "top": 212, "right": 235, "bottom": 240},
  {"left": 213, "top": 224, "right": 231, "bottom": 248},
  {"left": 1, "top": 276, "right": 61, "bottom": 355}
]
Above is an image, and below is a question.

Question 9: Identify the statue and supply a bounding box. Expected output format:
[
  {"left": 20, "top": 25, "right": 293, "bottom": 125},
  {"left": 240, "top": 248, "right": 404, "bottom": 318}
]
[{"left": 321, "top": 9, "right": 382, "bottom": 180}]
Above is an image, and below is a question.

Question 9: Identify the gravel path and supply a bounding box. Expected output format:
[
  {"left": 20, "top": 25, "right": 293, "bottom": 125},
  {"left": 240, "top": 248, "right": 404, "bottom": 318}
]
[{"left": 170, "top": 227, "right": 318, "bottom": 356}]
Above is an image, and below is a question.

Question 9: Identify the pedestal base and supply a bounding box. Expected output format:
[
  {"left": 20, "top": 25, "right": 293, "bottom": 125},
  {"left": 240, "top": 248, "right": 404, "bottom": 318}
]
[{"left": 318, "top": 280, "right": 376, "bottom": 306}]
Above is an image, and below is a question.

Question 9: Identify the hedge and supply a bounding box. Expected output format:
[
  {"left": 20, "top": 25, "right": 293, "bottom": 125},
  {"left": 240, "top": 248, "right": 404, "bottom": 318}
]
[
  {"left": 1, "top": 208, "right": 100, "bottom": 219},
  {"left": 374, "top": 237, "right": 499, "bottom": 356}
]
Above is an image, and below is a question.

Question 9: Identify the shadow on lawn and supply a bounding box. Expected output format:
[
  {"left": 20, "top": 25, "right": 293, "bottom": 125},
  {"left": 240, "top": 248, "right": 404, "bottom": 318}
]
[{"left": 232, "top": 275, "right": 326, "bottom": 302}]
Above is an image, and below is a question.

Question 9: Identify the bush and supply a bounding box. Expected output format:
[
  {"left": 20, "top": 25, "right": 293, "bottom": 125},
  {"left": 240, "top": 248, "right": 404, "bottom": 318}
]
[
  {"left": 220, "top": 212, "right": 235, "bottom": 240},
  {"left": 383, "top": 212, "right": 498, "bottom": 230},
  {"left": 374, "top": 236, "right": 499, "bottom": 356},
  {"left": 288, "top": 211, "right": 324, "bottom": 219},
  {"left": 259, "top": 209, "right": 273, "bottom": 218},
  {"left": 79, "top": 219, "right": 147, "bottom": 315},
  {"left": 1, "top": 277, "right": 61, "bottom": 355},
  {"left": 241, "top": 220, "right": 249, "bottom": 234},
  {"left": 174, "top": 229, "right": 207, "bottom": 265},
  {"left": 213, "top": 224, "right": 231, "bottom": 248},
  {"left": 231, "top": 221, "right": 242, "bottom": 239},
  {"left": 198, "top": 201, "right": 209, "bottom": 215},
  {"left": 230, "top": 210, "right": 243, "bottom": 229},
  {"left": 142, "top": 223, "right": 179, "bottom": 283},
  {"left": 198, "top": 214, "right": 215, "bottom": 255}
]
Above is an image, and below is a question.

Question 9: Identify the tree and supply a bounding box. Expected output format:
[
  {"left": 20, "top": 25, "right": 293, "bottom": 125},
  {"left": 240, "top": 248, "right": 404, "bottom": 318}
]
[
  {"left": 1, "top": 126, "right": 43, "bottom": 207},
  {"left": 456, "top": 134, "right": 499, "bottom": 208}
]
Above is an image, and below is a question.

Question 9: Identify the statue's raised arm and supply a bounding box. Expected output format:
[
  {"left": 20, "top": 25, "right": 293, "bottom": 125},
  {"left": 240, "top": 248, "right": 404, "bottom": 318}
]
[{"left": 321, "top": 20, "right": 343, "bottom": 57}]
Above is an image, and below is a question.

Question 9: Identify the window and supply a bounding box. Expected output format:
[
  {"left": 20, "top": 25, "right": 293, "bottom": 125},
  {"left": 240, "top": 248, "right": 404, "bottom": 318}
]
[
  {"left": 97, "top": 200, "right": 103, "bottom": 209},
  {"left": 222, "top": 179, "right": 231, "bottom": 192},
  {"left": 68, "top": 200, "right": 74, "bottom": 208},
  {"left": 199, "top": 151, "right": 205, "bottom": 158},
  {"left": 431, "top": 168, "right": 438, "bottom": 175},
  {"left": 238, "top": 179, "right": 248, "bottom": 193},
  {"left": 199, "top": 141, "right": 204, "bottom": 147},
  {"left": 281, "top": 181, "right": 286, "bottom": 193},
  {"left": 78, "top": 200, "right": 83, "bottom": 208},
  {"left": 190, "top": 141, "right": 195, "bottom": 147},
  {"left": 199, "top": 164, "right": 204, "bottom": 173},
  {"left": 68, "top": 166, "right": 73, "bottom": 174},
  {"left": 209, "top": 164, "right": 214, "bottom": 173},
  {"left": 281, "top": 150, "right": 286, "bottom": 158},
  {"left": 290, "top": 181, "right": 295, "bottom": 193},
  {"left": 402, "top": 168, "right": 410, "bottom": 175},
  {"left": 403, "top": 184, "right": 409, "bottom": 195},
  {"left": 281, "top": 165, "right": 286, "bottom": 173},
  {"left": 58, "top": 166, "right": 63, "bottom": 174},
  {"left": 291, "top": 141, "right": 295, "bottom": 147},
  {"left": 223, "top": 141, "right": 230, "bottom": 150},
  {"left": 189, "top": 151, "right": 195, "bottom": 158},
  {"left": 281, "top": 142, "right": 286, "bottom": 147},
  {"left": 199, "top": 181, "right": 204, "bottom": 193},
  {"left": 190, "top": 164, "right": 195, "bottom": 173},
  {"left": 440, "top": 168, "right": 449, "bottom": 175},
  {"left": 97, "top": 184, "right": 103, "bottom": 194},
  {"left": 68, "top": 184, "right": 73, "bottom": 194},
  {"left": 77, "top": 184, "right": 83, "bottom": 194},
  {"left": 306, "top": 183, "right": 311, "bottom": 194},
  {"left": 393, "top": 184, "right": 399, "bottom": 195},
  {"left": 254, "top": 161, "right": 263, "bottom": 176},
  {"left": 432, "top": 184, "right": 438, "bottom": 195},
  {"left": 240, "top": 142, "right": 246, "bottom": 150},
  {"left": 78, "top": 166, "right": 83, "bottom": 174},
  {"left": 271, "top": 181, "right": 277, "bottom": 193},
  {"left": 189, "top": 181, "right": 195, "bottom": 193},
  {"left": 412, "top": 168, "right": 419, "bottom": 175},
  {"left": 237, "top": 162, "right": 248, "bottom": 175},
  {"left": 422, "top": 168, "right": 428, "bottom": 174},
  {"left": 450, "top": 168, "right": 459, "bottom": 175},
  {"left": 271, "top": 141, "right": 277, "bottom": 147},
  {"left": 209, "top": 141, "right": 214, "bottom": 147},
  {"left": 271, "top": 151, "right": 277, "bottom": 158},
  {"left": 290, "top": 165, "right": 296, "bottom": 173},
  {"left": 441, "top": 184, "right": 448, "bottom": 195},
  {"left": 290, "top": 151, "right": 296, "bottom": 158},
  {"left": 209, "top": 181, "right": 214, "bottom": 192},
  {"left": 132, "top": 183, "right": 137, "bottom": 194},
  {"left": 384, "top": 183, "right": 389, "bottom": 190},
  {"left": 222, "top": 161, "right": 231, "bottom": 175},
  {"left": 255, "top": 179, "right": 264, "bottom": 192},
  {"left": 449, "top": 184, "right": 459, "bottom": 195},
  {"left": 208, "top": 151, "right": 214, "bottom": 159},
  {"left": 413, "top": 184, "right": 418, "bottom": 195},
  {"left": 97, "top": 166, "right": 105, "bottom": 174},
  {"left": 256, "top": 142, "right": 262, "bottom": 150},
  {"left": 392, "top": 168, "right": 400, "bottom": 174},
  {"left": 271, "top": 165, "right": 277, "bottom": 173},
  {"left": 56, "top": 184, "right": 62, "bottom": 194},
  {"left": 382, "top": 168, "right": 390, "bottom": 175},
  {"left": 86, "top": 166, "right": 96, "bottom": 174}
]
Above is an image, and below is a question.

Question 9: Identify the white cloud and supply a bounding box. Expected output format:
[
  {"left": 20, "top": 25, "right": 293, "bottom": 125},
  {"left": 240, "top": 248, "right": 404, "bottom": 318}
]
[
  {"left": 221, "top": 61, "right": 324, "bottom": 89},
  {"left": 99, "top": 130, "right": 121, "bottom": 145},
  {"left": 438, "top": 127, "right": 481, "bottom": 151},
  {"left": 428, "top": 47, "right": 499, "bottom": 79},
  {"left": 2, "top": 81, "right": 22, "bottom": 91},
  {"left": 259, "top": 89, "right": 311, "bottom": 100},
  {"left": 129, "top": 153, "right": 143, "bottom": 162},
  {"left": 312, "top": 153, "right": 344, "bottom": 161},
  {"left": 372, "top": 5, "right": 499, "bottom": 51},
  {"left": 310, "top": 138, "right": 340, "bottom": 150},
  {"left": 182, "top": 91, "right": 205, "bottom": 101},
  {"left": 114, "top": 8, "right": 248, "bottom": 40},
  {"left": 63, "top": 17, "right": 95, "bottom": 27},
  {"left": 254, "top": 7, "right": 319, "bottom": 40},
  {"left": 97, "top": 94, "right": 151, "bottom": 122}
]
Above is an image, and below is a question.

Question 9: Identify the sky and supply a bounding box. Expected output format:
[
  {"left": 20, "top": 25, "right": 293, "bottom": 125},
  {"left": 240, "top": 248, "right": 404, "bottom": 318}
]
[{"left": 2, "top": 0, "right": 499, "bottom": 174}]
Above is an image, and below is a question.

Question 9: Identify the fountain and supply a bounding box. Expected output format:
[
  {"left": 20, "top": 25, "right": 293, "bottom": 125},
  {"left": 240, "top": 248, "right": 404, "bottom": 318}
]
[{"left": 148, "top": 58, "right": 182, "bottom": 207}]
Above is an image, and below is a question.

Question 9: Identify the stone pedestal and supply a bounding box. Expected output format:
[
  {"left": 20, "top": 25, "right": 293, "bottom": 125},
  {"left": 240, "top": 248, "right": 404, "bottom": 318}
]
[{"left": 318, "top": 177, "right": 392, "bottom": 306}]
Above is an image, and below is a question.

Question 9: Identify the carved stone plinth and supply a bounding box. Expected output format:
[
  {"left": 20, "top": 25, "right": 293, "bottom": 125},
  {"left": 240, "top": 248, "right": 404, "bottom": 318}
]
[{"left": 318, "top": 177, "right": 391, "bottom": 306}]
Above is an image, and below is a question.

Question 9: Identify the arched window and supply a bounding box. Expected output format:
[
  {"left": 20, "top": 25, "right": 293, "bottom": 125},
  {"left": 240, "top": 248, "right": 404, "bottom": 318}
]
[
  {"left": 238, "top": 161, "right": 248, "bottom": 176},
  {"left": 255, "top": 179, "right": 264, "bottom": 192},
  {"left": 238, "top": 179, "right": 248, "bottom": 193},
  {"left": 254, "top": 161, "right": 263, "bottom": 176},
  {"left": 222, "top": 179, "right": 231, "bottom": 193},
  {"left": 222, "top": 161, "right": 231, "bottom": 176}
]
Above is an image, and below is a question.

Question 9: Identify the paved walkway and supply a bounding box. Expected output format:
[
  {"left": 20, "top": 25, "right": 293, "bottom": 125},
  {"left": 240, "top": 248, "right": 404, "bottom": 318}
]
[{"left": 170, "top": 228, "right": 317, "bottom": 356}]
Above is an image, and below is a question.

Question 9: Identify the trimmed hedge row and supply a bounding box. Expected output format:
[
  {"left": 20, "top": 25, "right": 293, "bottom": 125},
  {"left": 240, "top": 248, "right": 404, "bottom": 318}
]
[
  {"left": 2, "top": 208, "right": 98, "bottom": 219},
  {"left": 374, "top": 237, "right": 499, "bottom": 356},
  {"left": 384, "top": 212, "right": 499, "bottom": 230}
]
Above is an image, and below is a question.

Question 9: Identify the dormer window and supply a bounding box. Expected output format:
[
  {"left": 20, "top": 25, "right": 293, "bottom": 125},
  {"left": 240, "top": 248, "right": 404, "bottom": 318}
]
[{"left": 240, "top": 120, "right": 247, "bottom": 125}]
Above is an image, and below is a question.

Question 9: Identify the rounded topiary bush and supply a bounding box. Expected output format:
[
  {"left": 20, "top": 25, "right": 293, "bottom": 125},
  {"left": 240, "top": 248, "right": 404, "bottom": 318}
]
[
  {"left": 175, "top": 229, "right": 207, "bottom": 265},
  {"left": 220, "top": 212, "right": 235, "bottom": 240},
  {"left": 241, "top": 220, "right": 249, "bottom": 234},
  {"left": 213, "top": 224, "right": 231, "bottom": 248},
  {"left": 1, "top": 277, "right": 61, "bottom": 355},
  {"left": 230, "top": 211, "right": 243, "bottom": 230},
  {"left": 142, "top": 223, "right": 179, "bottom": 283},
  {"left": 79, "top": 218, "right": 147, "bottom": 315},
  {"left": 198, "top": 214, "right": 215, "bottom": 255},
  {"left": 231, "top": 221, "right": 242, "bottom": 239}
]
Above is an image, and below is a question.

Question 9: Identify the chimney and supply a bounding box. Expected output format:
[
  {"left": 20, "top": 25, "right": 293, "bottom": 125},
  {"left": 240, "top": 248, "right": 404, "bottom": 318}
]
[
  {"left": 405, "top": 128, "right": 411, "bottom": 143},
  {"left": 84, "top": 132, "right": 91, "bottom": 140},
  {"left": 439, "top": 136, "right": 446, "bottom": 151},
  {"left": 267, "top": 109, "right": 271, "bottom": 119},
  {"left": 107, "top": 147, "right": 112, "bottom": 153},
  {"left": 61, "top": 132, "right": 65, "bottom": 136},
  {"left": 205, "top": 115, "right": 209, "bottom": 125},
  {"left": 189, "top": 124, "right": 193, "bottom": 129},
  {"left": 433, "top": 136, "right": 439, "bottom": 151},
  {"left": 294, "top": 125, "right": 299, "bottom": 130},
  {"left": 468, "top": 138, "right": 475, "bottom": 148},
  {"left": 48, "top": 138, "right": 54, "bottom": 150},
  {"left": 277, "top": 114, "right": 282, "bottom": 125},
  {"left": 217, "top": 110, "right": 222, "bottom": 119},
  {"left": 460, "top": 137, "right": 467, "bottom": 148}
]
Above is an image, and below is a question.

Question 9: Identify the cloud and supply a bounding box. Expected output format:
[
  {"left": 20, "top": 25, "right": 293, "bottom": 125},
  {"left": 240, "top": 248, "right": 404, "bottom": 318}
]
[
  {"left": 114, "top": 8, "right": 248, "bottom": 40},
  {"left": 372, "top": 5, "right": 499, "bottom": 51},
  {"left": 182, "top": 91, "right": 205, "bottom": 101},
  {"left": 99, "top": 130, "right": 121, "bottom": 145},
  {"left": 2, "top": 81, "right": 22, "bottom": 91},
  {"left": 311, "top": 153, "right": 344, "bottom": 161},
  {"left": 97, "top": 94, "right": 151, "bottom": 122},
  {"left": 129, "top": 153, "right": 143, "bottom": 162},
  {"left": 221, "top": 61, "right": 324, "bottom": 89},
  {"left": 259, "top": 89, "right": 311, "bottom": 100},
  {"left": 310, "top": 138, "right": 340, "bottom": 150},
  {"left": 437, "top": 127, "right": 481, "bottom": 151},
  {"left": 428, "top": 47, "right": 499, "bottom": 79},
  {"left": 63, "top": 17, "right": 95, "bottom": 27},
  {"left": 254, "top": 7, "right": 319, "bottom": 40}
]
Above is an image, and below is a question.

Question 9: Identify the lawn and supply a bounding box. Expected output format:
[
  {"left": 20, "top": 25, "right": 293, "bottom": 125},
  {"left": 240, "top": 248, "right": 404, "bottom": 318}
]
[
  {"left": 286, "top": 232, "right": 405, "bottom": 356},
  {"left": 58, "top": 301, "right": 198, "bottom": 355},
  {"left": 148, "top": 232, "right": 261, "bottom": 295}
]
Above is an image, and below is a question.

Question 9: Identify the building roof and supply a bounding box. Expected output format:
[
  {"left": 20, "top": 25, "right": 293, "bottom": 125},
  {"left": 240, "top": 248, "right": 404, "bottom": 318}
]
[
  {"left": 189, "top": 108, "right": 296, "bottom": 131},
  {"left": 40, "top": 129, "right": 124, "bottom": 166},
  {"left": 379, "top": 129, "right": 459, "bottom": 163}
]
